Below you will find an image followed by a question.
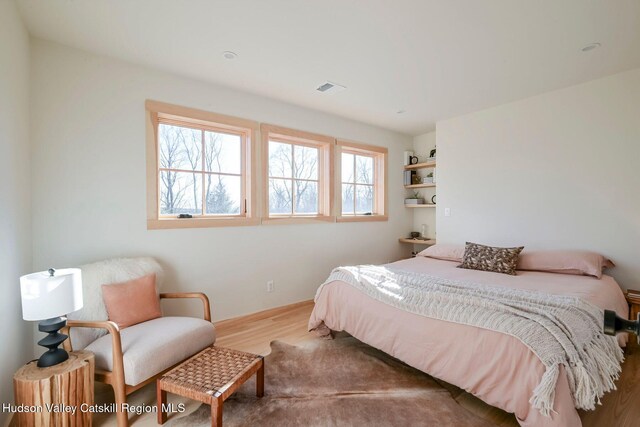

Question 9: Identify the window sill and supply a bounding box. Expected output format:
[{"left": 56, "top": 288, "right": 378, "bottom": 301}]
[
  {"left": 336, "top": 215, "right": 388, "bottom": 223},
  {"left": 261, "top": 215, "right": 335, "bottom": 225},
  {"left": 147, "top": 217, "right": 260, "bottom": 230}
]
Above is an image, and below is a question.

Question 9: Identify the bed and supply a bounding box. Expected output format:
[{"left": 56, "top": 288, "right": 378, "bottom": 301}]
[{"left": 308, "top": 254, "right": 628, "bottom": 427}]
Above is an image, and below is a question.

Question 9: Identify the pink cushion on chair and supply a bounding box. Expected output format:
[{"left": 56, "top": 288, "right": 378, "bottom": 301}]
[{"left": 101, "top": 273, "right": 162, "bottom": 328}]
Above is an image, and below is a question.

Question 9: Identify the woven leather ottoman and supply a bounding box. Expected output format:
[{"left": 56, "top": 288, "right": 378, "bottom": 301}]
[{"left": 157, "top": 346, "right": 264, "bottom": 426}]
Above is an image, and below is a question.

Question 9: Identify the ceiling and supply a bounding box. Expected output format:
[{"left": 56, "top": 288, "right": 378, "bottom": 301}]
[{"left": 16, "top": 0, "right": 640, "bottom": 135}]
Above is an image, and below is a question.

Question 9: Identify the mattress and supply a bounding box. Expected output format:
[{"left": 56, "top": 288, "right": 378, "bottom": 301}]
[{"left": 308, "top": 256, "right": 628, "bottom": 427}]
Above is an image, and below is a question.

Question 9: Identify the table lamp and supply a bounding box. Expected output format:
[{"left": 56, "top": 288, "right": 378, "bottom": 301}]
[{"left": 20, "top": 268, "right": 83, "bottom": 367}]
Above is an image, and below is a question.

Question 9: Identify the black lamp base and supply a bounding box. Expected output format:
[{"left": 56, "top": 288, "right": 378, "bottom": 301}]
[{"left": 37, "top": 317, "right": 70, "bottom": 368}]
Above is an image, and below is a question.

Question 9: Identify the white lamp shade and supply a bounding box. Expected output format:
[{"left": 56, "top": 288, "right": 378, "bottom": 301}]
[{"left": 20, "top": 268, "right": 83, "bottom": 321}]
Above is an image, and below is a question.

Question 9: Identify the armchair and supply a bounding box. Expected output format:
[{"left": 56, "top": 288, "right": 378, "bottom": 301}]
[{"left": 60, "top": 257, "right": 216, "bottom": 427}]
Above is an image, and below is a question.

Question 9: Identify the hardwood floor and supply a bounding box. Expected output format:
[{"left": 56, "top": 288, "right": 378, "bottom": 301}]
[
  {"left": 214, "top": 300, "right": 317, "bottom": 355},
  {"left": 579, "top": 338, "right": 640, "bottom": 426},
  {"left": 81, "top": 300, "right": 639, "bottom": 426}
]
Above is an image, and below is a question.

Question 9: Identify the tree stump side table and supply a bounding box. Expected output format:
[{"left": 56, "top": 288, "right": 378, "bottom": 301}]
[{"left": 13, "top": 350, "right": 94, "bottom": 427}]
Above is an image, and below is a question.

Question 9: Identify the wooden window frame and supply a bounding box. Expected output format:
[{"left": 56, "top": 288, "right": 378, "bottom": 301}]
[
  {"left": 261, "top": 124, "right": 335, "bottom": 224},
  {"left": 146, "top": 100, "right": 259, "bottom": 229},
  {"left": 336, "top": 140, "right": 388, "bottom": 222}
]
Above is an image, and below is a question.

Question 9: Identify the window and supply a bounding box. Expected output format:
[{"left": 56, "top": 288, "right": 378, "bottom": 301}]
[
  {"left": 262, "top": 124, "right": 334, "bottom": 222},
  {"left": 146, "top": 100, "right": 258, "bottom": 229},
  {"left": 337, "top": 141, "right": 387, "bottom": 221}
]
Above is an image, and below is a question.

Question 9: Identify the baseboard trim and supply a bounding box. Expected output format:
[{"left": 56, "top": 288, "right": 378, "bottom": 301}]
[{"left": 215, "top": 300, "right": 314, "bottom": 328}]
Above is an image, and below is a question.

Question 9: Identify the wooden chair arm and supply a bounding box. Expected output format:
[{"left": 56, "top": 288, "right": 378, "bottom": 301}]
[
  {"left": 160, "top": 292, "right": 211, "bottom": 322},
  {"left": 61, "top": 320, "right": 126, "bottom": 391},
  {"left": 62, "top": 320, "right": 121, "bottom": 351}
]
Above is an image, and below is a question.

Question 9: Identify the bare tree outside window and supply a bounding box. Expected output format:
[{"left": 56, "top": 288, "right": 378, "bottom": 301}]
[
  {"left": 342, "top": 152, "right": 374, "bottom": 215},
  {"left": 268, "top": 140, "right": 319, "bottom": 215},
  {"left": 205, "top": 132, "right": 241, "bottom": 214},
  {"left": 158, "top": 123, "right": 242, "bottom": 216},
  {"left": 159, "top": 124, "right": 200, "bottom": 214}
]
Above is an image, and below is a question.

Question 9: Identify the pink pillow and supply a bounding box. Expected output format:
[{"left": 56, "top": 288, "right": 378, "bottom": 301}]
[
  {"left": 101, "top": 273, "right": 162, "bottom": 329},
  {"left": 517, "top": 251, "right": 614, "bottom": 279},
  {"left": 418, "top": 244, "right": 465, "bottom": 262}
]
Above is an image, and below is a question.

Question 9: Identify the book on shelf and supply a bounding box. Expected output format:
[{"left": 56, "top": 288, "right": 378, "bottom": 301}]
[
  {"left": 627, "top": 289, "right": 640, "bottom": 298},
  {"left": 403, "top": 170, "right": 416, "bottom": 185}
]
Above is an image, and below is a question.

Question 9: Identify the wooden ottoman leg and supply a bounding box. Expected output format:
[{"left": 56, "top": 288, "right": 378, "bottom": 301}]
[
  {"left": 157, "top": 381, "right": 167, "bottom": 424},
  {"left": 256, "top": 359, "right": 264, "bottom": 398},
  {"left": 211, "top": 397, "right": 223, "bottom": 427}
]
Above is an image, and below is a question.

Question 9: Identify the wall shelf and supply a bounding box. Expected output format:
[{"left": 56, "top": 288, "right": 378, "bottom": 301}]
[
  {"left": 398, "top": 238, "right": 437, "bottom": 245},
  {"left": 404, "top": 183, "right": 436, "bottom": 189},
  {"left": 404, "top": 160, "right": 436, "bottom": 170},
  {"left": 402, "top": 148, "right": 437, "bottom": 254}
]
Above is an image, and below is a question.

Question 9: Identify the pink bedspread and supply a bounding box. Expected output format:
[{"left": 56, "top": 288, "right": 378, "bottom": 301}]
[{"left": 308, "top": 257, "right": 628, "bottom": 427}]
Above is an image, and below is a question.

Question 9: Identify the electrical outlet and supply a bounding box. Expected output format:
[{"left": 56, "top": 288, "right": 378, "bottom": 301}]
[{"left": 266, "top": 280, "right": 275, "bottom": 292}]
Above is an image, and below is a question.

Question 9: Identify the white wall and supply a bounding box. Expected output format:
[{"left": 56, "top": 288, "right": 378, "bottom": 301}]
[
  {"left": 436, "top": 68, "right": 640, "bottom": 288},
  {"left": 30, "top": 40, "right": 413, "bottom": 321},
  {"left": 411, "top": 131, "right": 437, "bottom": 238},
  {"left": 0, "top": 0, "right": 32, "bottom": 419}
]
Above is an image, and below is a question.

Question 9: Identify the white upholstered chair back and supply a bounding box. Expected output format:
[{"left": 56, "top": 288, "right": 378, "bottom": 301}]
[{"left": 67, "top": 257, "right": 164, "bottom": 350}]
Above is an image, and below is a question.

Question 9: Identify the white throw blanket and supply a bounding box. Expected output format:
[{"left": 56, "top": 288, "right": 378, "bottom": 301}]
[{"left": 316, "top": 265, "right": 623, "bottom": 416}]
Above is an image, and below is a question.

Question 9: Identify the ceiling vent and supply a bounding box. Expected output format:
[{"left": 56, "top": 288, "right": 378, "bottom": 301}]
[{"left": 316, "top": 81, "right": 346, "bottom": 93}]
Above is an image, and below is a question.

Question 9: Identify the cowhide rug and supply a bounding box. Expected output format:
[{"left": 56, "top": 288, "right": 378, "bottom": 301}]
[{"left": 169, "top": 333, "right": 494, "bottom": 426}]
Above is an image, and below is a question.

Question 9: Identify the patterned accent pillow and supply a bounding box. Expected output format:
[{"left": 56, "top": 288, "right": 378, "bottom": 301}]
[{"left": 458, "top": 242, "right": 524, "bottom": 275}]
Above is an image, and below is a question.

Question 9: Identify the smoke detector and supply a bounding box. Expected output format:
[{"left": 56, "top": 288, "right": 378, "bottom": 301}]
[{"left": 316, "top": 81, "right": 346, "bottom": 93}]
